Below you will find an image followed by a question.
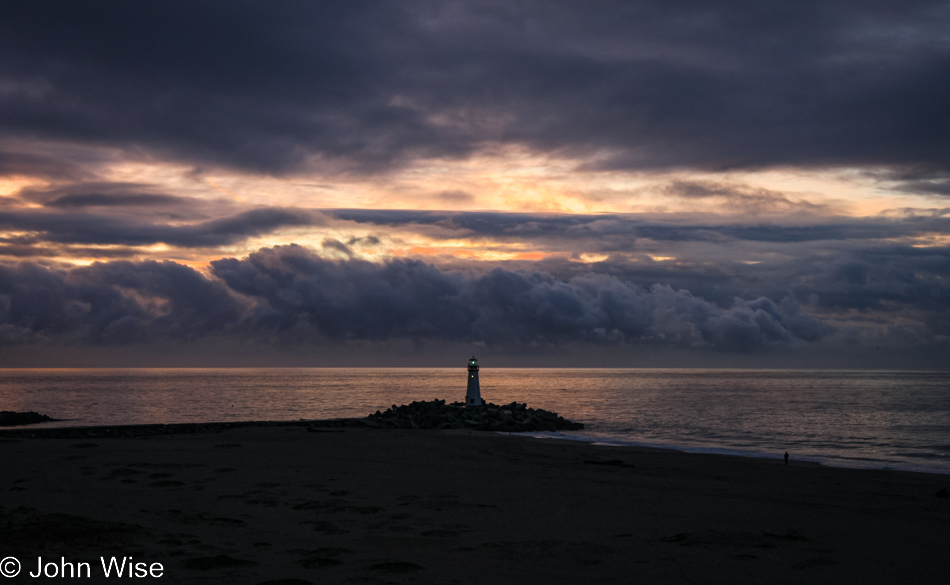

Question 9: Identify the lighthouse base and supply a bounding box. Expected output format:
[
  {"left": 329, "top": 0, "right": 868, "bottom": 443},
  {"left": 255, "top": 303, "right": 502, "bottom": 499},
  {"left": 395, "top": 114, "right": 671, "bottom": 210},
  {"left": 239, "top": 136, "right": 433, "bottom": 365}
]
[{"left": 466, "top": 372, "right": 482, "bottom": 406}]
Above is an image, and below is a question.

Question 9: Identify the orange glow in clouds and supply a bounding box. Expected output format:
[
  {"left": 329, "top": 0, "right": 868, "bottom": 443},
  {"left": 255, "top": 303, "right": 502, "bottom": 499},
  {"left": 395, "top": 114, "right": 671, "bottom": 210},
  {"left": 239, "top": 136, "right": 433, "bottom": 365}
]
[{"left": 2, "top": 144, "right": 945, "bottom": 267}]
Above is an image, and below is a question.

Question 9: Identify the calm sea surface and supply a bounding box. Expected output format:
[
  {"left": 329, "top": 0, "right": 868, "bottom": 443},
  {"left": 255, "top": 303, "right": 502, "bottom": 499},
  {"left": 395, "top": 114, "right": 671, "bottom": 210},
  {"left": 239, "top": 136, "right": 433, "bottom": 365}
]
[{"left": 2, "top": 368, "right": 948, "bottom": 474}]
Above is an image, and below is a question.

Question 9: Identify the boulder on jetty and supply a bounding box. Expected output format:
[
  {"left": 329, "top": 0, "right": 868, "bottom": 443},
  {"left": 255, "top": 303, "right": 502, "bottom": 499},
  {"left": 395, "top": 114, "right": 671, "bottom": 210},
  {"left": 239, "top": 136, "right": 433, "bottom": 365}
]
[
  {"left": 366, "top": 400, "right": 584, "bottom": 432},
  {"left": 0, "top": 410, "right": 55, "bottom": 426}
]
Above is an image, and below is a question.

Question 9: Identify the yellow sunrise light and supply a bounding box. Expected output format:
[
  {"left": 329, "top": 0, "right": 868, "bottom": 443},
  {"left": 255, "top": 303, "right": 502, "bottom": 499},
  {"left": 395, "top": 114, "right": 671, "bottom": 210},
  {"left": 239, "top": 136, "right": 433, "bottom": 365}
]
[{"left": 576, "top": 253, "right": 610, "bottom": 263}]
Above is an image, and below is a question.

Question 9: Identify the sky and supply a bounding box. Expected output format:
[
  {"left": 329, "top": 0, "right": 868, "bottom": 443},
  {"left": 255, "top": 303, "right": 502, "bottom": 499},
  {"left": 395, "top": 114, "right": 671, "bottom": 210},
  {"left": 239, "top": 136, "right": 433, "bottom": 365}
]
[{"left": 1, "top": 1, "right": 949, "bottom": 368}]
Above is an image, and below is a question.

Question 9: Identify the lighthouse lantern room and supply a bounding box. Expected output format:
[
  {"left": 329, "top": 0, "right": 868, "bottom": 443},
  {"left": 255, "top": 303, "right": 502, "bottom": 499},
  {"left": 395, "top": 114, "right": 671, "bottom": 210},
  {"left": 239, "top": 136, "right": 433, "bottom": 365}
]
[{"left": 465, "top": 356, "right": 483, "bottom": 406}]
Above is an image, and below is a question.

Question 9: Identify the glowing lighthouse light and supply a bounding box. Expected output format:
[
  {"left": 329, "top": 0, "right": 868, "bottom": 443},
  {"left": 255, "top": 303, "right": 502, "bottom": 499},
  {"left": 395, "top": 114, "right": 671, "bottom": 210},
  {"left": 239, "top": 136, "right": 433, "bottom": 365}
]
[{"left": 465, "top": 356, "right": 483, "bottom": 406}]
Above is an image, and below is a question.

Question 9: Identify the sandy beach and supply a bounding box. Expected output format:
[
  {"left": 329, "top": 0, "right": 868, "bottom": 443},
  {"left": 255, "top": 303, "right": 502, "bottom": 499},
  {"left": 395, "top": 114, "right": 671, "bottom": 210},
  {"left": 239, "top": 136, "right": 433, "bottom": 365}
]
[{"left": 2, "top": 424, "right": 948, "bottom": 585}]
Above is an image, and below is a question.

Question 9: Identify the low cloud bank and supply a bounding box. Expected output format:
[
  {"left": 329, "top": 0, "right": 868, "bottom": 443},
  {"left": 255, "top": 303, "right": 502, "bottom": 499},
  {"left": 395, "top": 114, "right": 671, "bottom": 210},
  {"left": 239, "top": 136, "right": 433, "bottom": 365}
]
[{"left": 1, "top": 245, "right": 828, "bottom": 352}]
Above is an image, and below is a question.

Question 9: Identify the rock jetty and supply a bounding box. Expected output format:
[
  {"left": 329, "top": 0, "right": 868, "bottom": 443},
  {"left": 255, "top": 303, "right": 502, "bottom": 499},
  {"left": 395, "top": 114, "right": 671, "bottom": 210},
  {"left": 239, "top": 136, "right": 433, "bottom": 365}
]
[
  {"left": 0, "top": 402, "right": 584, "bottom": 438},
  {"left": 0, "top": 410, "right": 55, "bottom": 426},
  {"left": 366, "top": 399, "right": 584, "bottom": 432}
]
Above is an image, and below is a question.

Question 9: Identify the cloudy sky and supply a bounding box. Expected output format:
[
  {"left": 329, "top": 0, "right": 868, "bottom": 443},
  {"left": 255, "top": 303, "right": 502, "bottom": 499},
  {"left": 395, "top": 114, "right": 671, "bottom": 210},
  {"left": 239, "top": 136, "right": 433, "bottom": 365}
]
[{"left": 1, "top": 1, "right": 949, "bottom": 367}]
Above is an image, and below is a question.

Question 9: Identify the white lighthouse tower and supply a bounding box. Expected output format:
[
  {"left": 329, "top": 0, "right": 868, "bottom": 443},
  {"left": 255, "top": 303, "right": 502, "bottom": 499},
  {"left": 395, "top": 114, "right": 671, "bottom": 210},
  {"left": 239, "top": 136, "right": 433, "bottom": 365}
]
[{"left": 465, "top": 356, "right": 483, "bottom": 406}]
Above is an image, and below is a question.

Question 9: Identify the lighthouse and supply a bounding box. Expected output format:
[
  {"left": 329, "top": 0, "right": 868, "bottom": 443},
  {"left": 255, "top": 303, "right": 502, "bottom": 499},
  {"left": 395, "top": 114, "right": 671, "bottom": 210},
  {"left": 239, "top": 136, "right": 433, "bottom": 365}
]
[{"left": 465, "top": 356, "right": 483, "bottom": 406}]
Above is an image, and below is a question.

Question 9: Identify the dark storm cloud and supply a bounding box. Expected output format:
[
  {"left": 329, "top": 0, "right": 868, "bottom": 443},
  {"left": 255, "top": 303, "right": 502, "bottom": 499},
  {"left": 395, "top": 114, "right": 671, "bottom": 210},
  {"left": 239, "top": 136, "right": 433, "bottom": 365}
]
[
  {"left": 327, "top": 208, "right": 950, "bottom": 245},
  {"left": 0, "top": 150, "right": 90, "bottom": 181},
  {"left": 0, "top": 206, "right": 322, "bottom": 248},
  {"left": 0, "top": 242, "right": 142, "bottom": 259},
  {"left": 0, "top": 247, "right": 826, "bottom": 350},
  {"left": 2, "top": 1, "right": 948, "bottom": 174},
  {"left": 321, "top": 238, "right": 356, "bottom": 259},
  {"left": 0, "top": 182, "right": 309, "bottom": 259},
  {"left": 324, "top": 209, "right": 950, "bottom": 342},
  {"left": 0, "top": 1, "right": 468, "bottom": 173},
  {"left": 17, "top": 182, "right": 205, "bottom": 210},
  {"left": 659, "top": 180, "right": 827, "bottom": 214},
  {"left": 803, "top": 244, "right": 950, "bottom": 316},
  {"left": 45, "top": 193, "right": 188, "bottom": 208},
  {"left": 897, "top": 180, "right": 950, "bottom": 197},
  {"left": 209, "top": 244, "right": 828, "bottom": 349},
  {"left": 6, "top": 242, "right": 950, "bottom": 355},
  {"left": 0, "top": 259, "right": 242, "bottom": 344},
  {"left": 870, "top": 169, "right": 950, "bottom": 197}
]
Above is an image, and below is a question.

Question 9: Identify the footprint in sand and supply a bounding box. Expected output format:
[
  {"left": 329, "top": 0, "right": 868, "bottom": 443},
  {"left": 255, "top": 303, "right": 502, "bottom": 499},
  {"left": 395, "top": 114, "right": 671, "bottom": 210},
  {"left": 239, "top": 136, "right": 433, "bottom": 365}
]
[
  {"left": 302, "top": 521, "right": 350, "bottom": 535},
  {"left": 150, "top": 480, "right": 186, "bottom": 487},
  {"left": 421, "top": 529, "right": 459, "bottom": 538},
  {"left": 299, "top": 558, "right": 343, "bottom": 568},
  {"left": 103, "top": 468, "right": 142, "bottom": 480},
  {"left": 368, "top": 561, "right": 424, "bottom": 574},
  {"left": 792, "top": 557, "right": 837, "bottom": 569},
  {"left": 181, "top": 555, "right": 257, "bottom": 571},
  {"left": 169, "top": 511, "right": 246, "bottom": 526},
  {"left": 292, "top": 500, "right": 383, "bottom": 514}
]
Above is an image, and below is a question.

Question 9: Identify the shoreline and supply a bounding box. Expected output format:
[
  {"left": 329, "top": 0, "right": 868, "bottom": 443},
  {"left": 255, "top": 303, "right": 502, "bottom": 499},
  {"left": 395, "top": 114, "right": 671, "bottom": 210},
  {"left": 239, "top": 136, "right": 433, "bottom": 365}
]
[
  {"left": 530, "top": 431, "right": 950, "bottom": 476},
  {"left": 2, "top": 425, "right": 948, "bottom": 584},
  {"left": 5, "top": 418, "right": 949, "bottom": 477}
]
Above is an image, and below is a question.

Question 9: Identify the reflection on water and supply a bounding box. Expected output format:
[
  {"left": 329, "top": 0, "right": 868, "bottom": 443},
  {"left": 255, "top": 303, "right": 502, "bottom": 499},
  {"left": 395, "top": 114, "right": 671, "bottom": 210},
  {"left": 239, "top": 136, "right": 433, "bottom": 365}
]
[{"left": 1, "top": 368, "right": 948, "bottom": 474}]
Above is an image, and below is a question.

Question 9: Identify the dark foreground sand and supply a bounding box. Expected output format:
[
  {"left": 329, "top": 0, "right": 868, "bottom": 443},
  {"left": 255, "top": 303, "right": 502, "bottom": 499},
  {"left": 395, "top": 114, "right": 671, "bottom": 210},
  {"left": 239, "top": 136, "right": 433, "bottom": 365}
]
[{"left": 2, "top": 425, "right": 949, "bottom": 585}]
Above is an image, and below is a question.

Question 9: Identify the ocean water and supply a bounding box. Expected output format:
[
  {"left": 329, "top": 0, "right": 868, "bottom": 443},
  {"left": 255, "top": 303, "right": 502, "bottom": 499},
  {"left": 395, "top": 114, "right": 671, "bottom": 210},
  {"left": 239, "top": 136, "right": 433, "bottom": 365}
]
[{"left": 1, "top": 368, "right": 948, "bottom": 474}]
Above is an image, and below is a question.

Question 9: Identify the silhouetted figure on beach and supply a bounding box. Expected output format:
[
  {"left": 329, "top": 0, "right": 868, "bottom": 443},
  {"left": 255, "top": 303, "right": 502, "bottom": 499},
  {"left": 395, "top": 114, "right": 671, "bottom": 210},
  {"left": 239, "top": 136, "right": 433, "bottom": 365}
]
[{"left": 784, "top": 451, "right": 789, "bottom": 466}]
